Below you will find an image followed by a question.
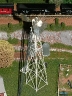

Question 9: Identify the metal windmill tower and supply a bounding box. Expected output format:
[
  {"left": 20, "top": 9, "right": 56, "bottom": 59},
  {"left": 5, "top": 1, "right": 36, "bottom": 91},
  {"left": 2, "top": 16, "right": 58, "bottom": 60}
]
[{"left": 20, "top": 14, "right": 50, "bottom": 92}]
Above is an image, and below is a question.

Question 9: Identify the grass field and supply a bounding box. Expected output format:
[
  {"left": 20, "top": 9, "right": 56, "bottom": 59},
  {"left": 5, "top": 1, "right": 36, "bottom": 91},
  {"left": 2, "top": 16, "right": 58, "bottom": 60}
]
[
  {"left": 0, "top": 24, "right": 22, "bottom": 33},
  {"left": 50, "top": 43, "right": 72, "bottom": 50},
  {"left": 0, "top": 51, "right": 72, "bottom": 96},
  {"left": 0, "top": 22, "right": 72, "bottom": 33}
]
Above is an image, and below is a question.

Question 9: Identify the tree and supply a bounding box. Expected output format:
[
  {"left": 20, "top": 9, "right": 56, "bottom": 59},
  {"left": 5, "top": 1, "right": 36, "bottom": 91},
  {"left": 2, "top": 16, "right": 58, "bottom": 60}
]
[
  {"left": 6, "top": 0, "right": 14, "bottom": 3},
  {"left": 50, "top": 0, "right": 72, "bottom": 5},
  {"left": 45, "top": 0, "right": 49, "bottom": 3},
  {"left": 50, "top": 0, "right": 63, "bottom": 6},
  {"left": 63, "top": 0, "right": 72, "bottom": 3}
]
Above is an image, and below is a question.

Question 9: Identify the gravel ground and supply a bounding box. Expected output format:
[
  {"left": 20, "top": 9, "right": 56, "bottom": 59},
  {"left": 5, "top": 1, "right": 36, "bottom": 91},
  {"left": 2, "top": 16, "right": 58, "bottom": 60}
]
[
  {"left": 41, "top": 30, "right": 72, "bottom": 46},
  {"left": 0, "top": 30, "right": 72, "bottom": 46}
]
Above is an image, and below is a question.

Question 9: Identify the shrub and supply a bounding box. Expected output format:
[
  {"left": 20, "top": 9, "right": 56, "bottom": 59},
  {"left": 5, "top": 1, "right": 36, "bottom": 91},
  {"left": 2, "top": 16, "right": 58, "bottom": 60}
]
[
  {"left": 50, "top": 0, "right": 62, "bottom": 6},
  {"left": 8, "top": 37, "right": 19, "bottom": 44},
  {"left": 55, "top": 18, "right": 59, "bottom": 26},
  {"left": 50, "top": 23, "right": 55, "bottom": 30},
  {"left": 45, "top": 24, "right": 50, "bottom": 30},
  {"left": 61, "top": 22, "right": 65, "bottom": 29},
  {"left": 0, "top": 40, "right": 14, "bottom": 68}
]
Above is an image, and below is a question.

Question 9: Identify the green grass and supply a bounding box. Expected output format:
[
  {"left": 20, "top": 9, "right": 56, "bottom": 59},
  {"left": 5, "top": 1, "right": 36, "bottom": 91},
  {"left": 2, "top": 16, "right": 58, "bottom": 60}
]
[
  {"left": 48, "top": 51, "right": 72, "bottom": 59},
  {"left": 21, "top": 59, "right": 59, "bottom": 96},
  {"left": 24, "top": 39, "right": 28, "bottom": 45},
  {"left": 0, "top": 61, "right": 18, "bottom": 96},
  {"left": 7, "top": 37, "right": 19, "bottom": 44},
  {"left": 46, "top": 25, "right": 72, "bottom": 32},
  {"left": 21, "top": 58, "right": 72, "bottom": 96},
  {"left": 0, "top": 24, "right": 22, "bottom": 33},
  {"left": 50, "top": 43, "right": 72, "bottom": 50},
  {"left": 0, "top": 22, "right": 72, "bottom": 33},
  {"left": 65, "top": 26, "right": 72, "bottom": 30},
  {"left": 46, "top": 23, "right": 72, "bottom": 31},
  {"left": 0, "top": 51, "right": 72, "bottom": 96}
]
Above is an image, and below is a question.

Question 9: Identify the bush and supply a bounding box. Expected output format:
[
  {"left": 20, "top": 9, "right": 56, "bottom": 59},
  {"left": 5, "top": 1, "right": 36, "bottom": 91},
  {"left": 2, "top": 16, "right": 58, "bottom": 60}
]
[
  {"left": 45, "top": 24, "right": 50, "bottom": 30},
  {"left": 0, "top": 40, "right": 14, "bottom": 68},
  {"left": 61, "top": 22, "right": 65, "bottom": 29},
  {"left": 50, "top": 0, "right": 62, "bottom": 6},
  {"left": 50, "top": 23, "right": 55, "bottom": 30},
  {"left": 8, "top": 37, "right": 19, "bottom": 44},
  {"left": 55, "top": 18, "right": 59, "bottom": 26}
]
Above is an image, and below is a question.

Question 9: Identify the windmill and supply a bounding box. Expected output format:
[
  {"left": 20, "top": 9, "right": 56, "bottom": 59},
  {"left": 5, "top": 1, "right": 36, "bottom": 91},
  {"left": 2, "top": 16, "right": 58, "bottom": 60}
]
[{"left": 20, "top": 14, "right": 50, "bottom": 92}]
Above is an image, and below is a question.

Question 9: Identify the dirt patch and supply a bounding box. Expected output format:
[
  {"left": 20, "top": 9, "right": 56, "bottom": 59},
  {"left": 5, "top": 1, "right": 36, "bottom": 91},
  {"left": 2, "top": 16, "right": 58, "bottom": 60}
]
[
  {"left": 0, "top": 17, "right": 19, "bottom": 25},
  {"left": 58, "top": 64, "right": 72, "bottom": 92},
  {"left": 14, "top": 51, "right": 26, "bottom": 61}
]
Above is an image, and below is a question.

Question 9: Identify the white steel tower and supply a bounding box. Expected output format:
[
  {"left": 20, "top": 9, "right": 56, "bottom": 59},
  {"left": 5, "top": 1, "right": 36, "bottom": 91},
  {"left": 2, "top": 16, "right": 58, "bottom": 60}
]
[{"left": 21, "top": 17, "right": 48, "bottom": 92}]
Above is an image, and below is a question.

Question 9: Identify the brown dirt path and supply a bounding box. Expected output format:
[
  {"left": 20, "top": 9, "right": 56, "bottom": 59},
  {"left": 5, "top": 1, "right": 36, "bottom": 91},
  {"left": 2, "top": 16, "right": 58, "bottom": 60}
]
[
  {"left": 0, "top": 17, "right": 19, "bottom": 24},
  {"left": 60, "top": 75, "right": 72, "bottom": 84}
]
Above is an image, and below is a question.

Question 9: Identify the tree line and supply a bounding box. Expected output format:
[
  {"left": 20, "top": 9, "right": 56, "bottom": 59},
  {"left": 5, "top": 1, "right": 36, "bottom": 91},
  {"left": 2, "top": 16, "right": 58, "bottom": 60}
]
[{"left": 6, "top": 0, "right": 72, "bottom": 6}]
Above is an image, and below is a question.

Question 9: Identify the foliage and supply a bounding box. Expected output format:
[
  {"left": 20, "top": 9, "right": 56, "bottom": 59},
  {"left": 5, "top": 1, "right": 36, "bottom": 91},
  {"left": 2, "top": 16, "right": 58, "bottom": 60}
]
[
  {"left": 63, "top": 0, "right": 72, "bottom": 3},
  {"left": 50, "top": 0, "right": 63, "bottom": 6},
  {"left": 50, "top": 43, "right": 72, "bottom": 50},
  {"left": 0, "top": 23, "right": 22, "bottom": 33},
  {"left": 48, "top": 51, "right": 72, "bottom": 59},
  {"left": 6, "top": 0, "right": 14, "bottom": 3},
  {"left": 46, "top": 18, "right": 62, "bottom": 31},
  {"left": 61, "top": 22, "right": 65, "bottom": 30},
  {"left": 48, "top": 23, "right": 62, "bottom": 31},
  {"left": 14, "top": 0, "right": 44, "bottom": 3},
  {"left": 55, "top": 18, "right": 59, "bottom": 26},
  {"left": 45, "top": 18, "right": 72, "bottom": 31},
  {"left": 0, "top": 40, "right": 14, "bottom": 68},
  {"left": 0, "top": 0, "right": 72, "bottom": 3},
  {"left": 24, "top": 39, "right": 28, "bottom": 45},
  {"left": 46, "top": 24, "right": 72, "bottom": 31},
  {"left": 50, "top": 23, "right": 55, "bottom": 30},
  {"left": 0, "top": 19, "right": 72, "bottom": 32},
  {"left": 8, "top": 37, "right": 19, "bottom": 44},
  {"left": 44, "top": 0, "right": 49, "bottom": 3},
  {"left": 65, "top": 26, "right": 72, "bottom": 30},
  {"left": 49, "top": 0, "right": 72, "bottom": 6}
]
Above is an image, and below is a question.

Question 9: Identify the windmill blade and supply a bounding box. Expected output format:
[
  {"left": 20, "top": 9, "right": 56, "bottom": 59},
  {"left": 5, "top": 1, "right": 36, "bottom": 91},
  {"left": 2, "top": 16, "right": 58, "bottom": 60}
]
[{"left": 20, "top": 13, "right": 31, "bottom": 22}]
